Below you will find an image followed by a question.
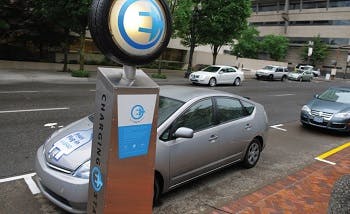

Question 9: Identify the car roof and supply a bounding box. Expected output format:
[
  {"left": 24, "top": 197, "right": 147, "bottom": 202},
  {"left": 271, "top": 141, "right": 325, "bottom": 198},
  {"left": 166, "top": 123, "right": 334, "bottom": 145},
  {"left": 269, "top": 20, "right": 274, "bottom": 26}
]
[{"left": 159, "top": 85, "right": 233, "bottom": 102}]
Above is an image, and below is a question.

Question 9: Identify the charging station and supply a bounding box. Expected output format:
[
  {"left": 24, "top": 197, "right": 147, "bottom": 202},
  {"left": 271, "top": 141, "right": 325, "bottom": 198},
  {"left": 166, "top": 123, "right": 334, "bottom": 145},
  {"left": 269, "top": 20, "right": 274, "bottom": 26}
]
[{"left": 86, "top": 0, "right": 171, "bottom": 213}]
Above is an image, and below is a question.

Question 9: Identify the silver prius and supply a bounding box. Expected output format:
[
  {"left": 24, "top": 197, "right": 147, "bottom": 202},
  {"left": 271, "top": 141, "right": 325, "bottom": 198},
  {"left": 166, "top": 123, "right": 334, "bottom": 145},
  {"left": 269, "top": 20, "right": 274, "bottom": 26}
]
[{"left": 35, "top": 85, "right": 268, "bottom": 213}]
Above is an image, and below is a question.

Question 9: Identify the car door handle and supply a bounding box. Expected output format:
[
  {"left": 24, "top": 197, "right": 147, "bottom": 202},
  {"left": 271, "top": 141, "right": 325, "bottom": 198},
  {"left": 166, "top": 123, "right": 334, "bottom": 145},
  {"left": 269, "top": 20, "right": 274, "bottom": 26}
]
[
  {"left": 245, "top": 124, "right": 252, "bottom": 130},
  {"left": 208, "top": 135, "right": 218, "bottom": 142}
]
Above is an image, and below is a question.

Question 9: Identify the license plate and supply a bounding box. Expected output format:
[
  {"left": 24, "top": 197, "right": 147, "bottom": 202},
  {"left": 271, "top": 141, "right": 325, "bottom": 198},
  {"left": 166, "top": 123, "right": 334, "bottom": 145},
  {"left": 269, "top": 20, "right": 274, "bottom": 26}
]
[{"left": 313, "top": 116, "right": 323, "bottom": 123}]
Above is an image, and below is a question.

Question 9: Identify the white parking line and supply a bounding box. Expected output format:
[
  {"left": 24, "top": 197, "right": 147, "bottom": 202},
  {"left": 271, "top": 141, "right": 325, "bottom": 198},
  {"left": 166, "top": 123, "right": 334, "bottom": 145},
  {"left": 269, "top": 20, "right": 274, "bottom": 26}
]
[
  {"left": 314, "top": 157, "right": 336, "bottom": 165},
  {"left": 271, "top": 94, "right": 296, "bottom": 97},
  {"left": 270, "top": 124, "right": 287, "bottom": 132},
  {"left": 0, "top": 173, "right": 40, "bottom": 195},
  {"left": 0, "top": 173, "right": 36, "bottom": 183},
  {"left": 0, "top": 107, "right": 69, "bottom": 114},
  {"left": 24, "top": 176, "right": 41, "bottom": 195},
  {"left": 0, "top": 91, "right": 39, "bottom": 94}
]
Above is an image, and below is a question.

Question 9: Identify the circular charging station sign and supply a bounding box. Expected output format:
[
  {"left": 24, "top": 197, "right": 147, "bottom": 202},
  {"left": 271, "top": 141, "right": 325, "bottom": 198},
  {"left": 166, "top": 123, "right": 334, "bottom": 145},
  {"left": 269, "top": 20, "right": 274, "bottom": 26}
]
[{"left": 89, "top": 0, "right": 171, "bottom": 65}]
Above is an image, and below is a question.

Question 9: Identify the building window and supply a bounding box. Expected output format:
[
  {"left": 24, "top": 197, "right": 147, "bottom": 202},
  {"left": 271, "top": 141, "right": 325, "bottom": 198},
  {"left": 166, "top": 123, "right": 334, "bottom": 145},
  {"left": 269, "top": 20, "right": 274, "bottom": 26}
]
[{"left": 330, "top": 0, "right": 350, "bottom": 7}]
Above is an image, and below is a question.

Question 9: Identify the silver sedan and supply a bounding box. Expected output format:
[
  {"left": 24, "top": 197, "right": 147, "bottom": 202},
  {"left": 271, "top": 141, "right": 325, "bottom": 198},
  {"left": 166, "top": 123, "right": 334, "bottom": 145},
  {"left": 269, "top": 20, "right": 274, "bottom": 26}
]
[{"left": 35, "top": 85, "right": 268, "bottom": 213}]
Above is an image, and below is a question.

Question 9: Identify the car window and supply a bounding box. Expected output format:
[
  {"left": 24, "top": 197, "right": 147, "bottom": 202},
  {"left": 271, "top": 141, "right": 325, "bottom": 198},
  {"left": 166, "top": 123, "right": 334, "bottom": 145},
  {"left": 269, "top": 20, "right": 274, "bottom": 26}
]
[
  {"left": 172, "top": 98, "right": 213, "bottom": 132},
  {"left": 215, "top": 97, "right": 246, "bottom": 123},
  {"left": 241, "top": 100, "right": 255, "bottom": 115},
  {"left": 203, "top": 66, "right": 221, "bottom": 73},
  {"left": 227, "top": 68, "right": 236, "bottom": 73},
  {"left": 158, "top": 96, "right": 185, "bottom": 126}
]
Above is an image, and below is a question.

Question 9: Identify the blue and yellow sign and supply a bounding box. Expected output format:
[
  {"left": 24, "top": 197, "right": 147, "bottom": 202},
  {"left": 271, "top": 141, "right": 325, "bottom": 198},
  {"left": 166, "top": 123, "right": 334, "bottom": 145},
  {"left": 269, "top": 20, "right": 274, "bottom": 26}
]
[{"left": 109, "top": 0, "right": 166, "bottom": 56}]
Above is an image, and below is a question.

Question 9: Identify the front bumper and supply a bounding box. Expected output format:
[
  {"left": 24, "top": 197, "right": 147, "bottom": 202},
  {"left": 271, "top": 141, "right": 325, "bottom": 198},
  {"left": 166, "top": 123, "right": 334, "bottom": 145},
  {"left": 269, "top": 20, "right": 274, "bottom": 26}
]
[
  {"left": 300, "top": 112, "right": 350, "bottom": 132},
  {"left": 35, "top": 146, "right": 88, "bottom": 213}
]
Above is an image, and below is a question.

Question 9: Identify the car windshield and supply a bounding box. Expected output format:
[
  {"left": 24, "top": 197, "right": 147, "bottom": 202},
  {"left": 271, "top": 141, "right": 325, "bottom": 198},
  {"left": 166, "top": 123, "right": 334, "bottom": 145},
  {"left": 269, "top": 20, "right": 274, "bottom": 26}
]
[
  {"left": 296, "top": 70, "right": 304, "bottom": 74},
  {"left": 263, "top": 66, "right": 275, "bottom": 71},
  {"left": 158, "top": 96, "right": 184, "bottom": 126},
  {"left": 202, "top": 66, "right": 221, "bottom": 73},
  {"left": 318, "top": 88, "right": 350, "bottom": 104}
]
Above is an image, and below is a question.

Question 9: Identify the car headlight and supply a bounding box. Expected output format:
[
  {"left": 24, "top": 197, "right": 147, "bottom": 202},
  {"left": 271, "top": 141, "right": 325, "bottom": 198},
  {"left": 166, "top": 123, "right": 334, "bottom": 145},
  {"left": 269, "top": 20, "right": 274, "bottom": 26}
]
[
  {"left": 301, "top": 105, "right": 311, "bottom": 114},
  {"left": 73, "top": 160, "right": 90, "bottom": 179},
  {"left": 334, "top": 112, "right": 350, "bottom": 119}
]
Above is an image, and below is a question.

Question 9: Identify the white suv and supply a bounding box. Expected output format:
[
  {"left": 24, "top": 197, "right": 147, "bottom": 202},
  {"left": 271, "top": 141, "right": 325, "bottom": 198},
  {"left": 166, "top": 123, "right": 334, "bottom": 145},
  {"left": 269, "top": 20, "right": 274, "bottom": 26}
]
[{"left": 256, "top": 65, "right": 289, "bottom": 81}]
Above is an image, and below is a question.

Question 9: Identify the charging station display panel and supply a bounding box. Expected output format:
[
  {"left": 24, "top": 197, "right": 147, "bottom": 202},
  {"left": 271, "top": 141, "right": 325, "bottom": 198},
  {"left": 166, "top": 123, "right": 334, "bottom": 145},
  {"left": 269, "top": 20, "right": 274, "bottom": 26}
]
[{"left": 117, "top": 94, "right": 157, "bottom": 159}]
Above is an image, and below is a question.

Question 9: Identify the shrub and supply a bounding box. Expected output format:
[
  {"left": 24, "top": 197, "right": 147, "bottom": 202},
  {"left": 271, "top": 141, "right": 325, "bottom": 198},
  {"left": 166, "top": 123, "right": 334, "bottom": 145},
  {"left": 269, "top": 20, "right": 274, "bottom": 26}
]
[
  {"left": 151, "top": 73, "right": 167, "bottom": 79},
  {"left": 71, "top": 69, "right": 90, "bottom": 77}
]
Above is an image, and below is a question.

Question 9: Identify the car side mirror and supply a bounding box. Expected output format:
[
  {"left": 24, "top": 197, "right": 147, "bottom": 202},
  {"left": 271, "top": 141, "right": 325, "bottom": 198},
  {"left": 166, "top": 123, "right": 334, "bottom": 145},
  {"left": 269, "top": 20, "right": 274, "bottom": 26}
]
[
  {"left": 174, "top": 127, "right": 194, "bottom": 139},
  {"left": 314, "top": 94, "right": 319, "bottom": 98}
]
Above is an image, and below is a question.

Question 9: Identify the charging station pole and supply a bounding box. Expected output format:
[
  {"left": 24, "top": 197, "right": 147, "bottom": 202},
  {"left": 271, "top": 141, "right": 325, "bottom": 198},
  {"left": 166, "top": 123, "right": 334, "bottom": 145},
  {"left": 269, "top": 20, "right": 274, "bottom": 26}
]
[{"left": 86, "top": 0, "right": 171, "bottom": 213}]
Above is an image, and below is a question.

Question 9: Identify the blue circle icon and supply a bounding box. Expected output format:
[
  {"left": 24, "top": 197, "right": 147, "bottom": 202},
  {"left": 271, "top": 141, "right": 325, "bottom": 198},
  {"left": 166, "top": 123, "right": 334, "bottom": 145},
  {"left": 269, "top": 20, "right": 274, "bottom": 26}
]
[
  {"left": 131, "top": 105, "right": 145, "bottom": 121},
  {"left": 91, "top": 166, "right": 103, "bottom": 192},
  {"left": 118, "top": 0, "right": 165, "bottom": 50}
]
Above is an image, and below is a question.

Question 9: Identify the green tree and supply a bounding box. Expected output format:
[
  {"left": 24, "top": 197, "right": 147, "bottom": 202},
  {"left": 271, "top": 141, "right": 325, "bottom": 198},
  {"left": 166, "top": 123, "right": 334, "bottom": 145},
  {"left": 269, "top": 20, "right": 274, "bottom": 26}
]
[
  {"left": 173, "top": 0, "right": 204, "bottom": 75},
  {"left": 301, "top": 36, "right": 328, "bottom": 66},
  {"left": 36, "top": 0, "right": 91, "bottom": 72},
  {"left": 232, "top": 26, "right": 260, "bottom": 59},
  {"left": 261, "top": 35, "right": 289, "bottom": 61},
  {"left": 199, "top": 0, "right": 251, "bottom": 65}
]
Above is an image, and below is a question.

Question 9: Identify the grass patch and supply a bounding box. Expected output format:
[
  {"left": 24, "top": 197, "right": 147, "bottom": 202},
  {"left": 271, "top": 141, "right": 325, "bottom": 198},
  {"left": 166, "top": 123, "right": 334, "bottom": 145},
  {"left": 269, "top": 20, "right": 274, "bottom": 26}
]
[
  {"left": 151, "top": 73, "right": 167, "bottom": 79},
  {"left": 71, "top": 69, "right": 90, "bottom": 78}
]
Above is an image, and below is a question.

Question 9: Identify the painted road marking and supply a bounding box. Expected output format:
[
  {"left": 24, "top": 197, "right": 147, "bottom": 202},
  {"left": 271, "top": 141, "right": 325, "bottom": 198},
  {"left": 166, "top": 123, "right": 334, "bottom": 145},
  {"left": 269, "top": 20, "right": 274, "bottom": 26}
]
[
  {"left": 270, "top": 124, "right": 287, "bottom": 132},
  {"left": 271, "top": 94, "right": 296, "bottom": 97},
  {"left": 314, "top": 157, "right": 336, "bottom": 165},
  {"left": 90, "top": 89, "right": 96, "bottom": 92},
  {"left": 44, "top": 123, "right": 58, "bottom": 128},
  {"left": 0, "top": 173, "right": 36, "bottom": 183},
  {"left": 0, "top": 173, "right": 40, "bottom": 195},
  {"left": 24, "top": 176, "right": 41, "bottom": 195},
  {"left": 0, "top": 91, "right": 39, "bottom": 94},
  {"left": 315, "top": 142, "right": 350, "bottom": 165},
  {"left": 0, "top": 107, "right": 69, "bottom": 114}
]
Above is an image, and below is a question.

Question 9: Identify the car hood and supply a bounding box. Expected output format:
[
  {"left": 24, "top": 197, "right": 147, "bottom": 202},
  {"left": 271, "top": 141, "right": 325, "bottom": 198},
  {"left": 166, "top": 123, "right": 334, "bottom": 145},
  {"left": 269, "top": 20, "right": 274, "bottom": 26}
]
[
  {"left": 257, "top": 69, "right": 272, "bottom": 74},
  {"left": 308, "top": 98, "right": 350, "bottom": 114},
  {"left": 192, "top": 71, "right": 215, "bottom": 76},
  {"left": 288, "top": 73, "right": 301, "bottom": 78},
  {"left": 44, "top": 116, "right": 93, "bottom": 171}
]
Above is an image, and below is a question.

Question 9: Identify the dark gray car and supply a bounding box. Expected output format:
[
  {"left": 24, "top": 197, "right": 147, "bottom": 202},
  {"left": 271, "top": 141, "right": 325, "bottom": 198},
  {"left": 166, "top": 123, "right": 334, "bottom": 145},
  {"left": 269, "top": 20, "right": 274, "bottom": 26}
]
[
  {"left": 301, "top": 87, "right": 350, "bottom": 132},
  {"left": 35, "top": 85, "right": 268, "bottom": 213}
]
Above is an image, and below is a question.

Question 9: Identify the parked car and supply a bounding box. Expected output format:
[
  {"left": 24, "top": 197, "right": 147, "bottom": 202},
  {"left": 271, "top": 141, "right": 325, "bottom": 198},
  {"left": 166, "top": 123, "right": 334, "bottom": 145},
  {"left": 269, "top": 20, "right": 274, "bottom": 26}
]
[
  {"left": 288, "top": 70, "right": 313, "bottom": 82},
  {"left": 297, "top": 64, "right": 320, "bottom": 77},
  {"left": 255, "top": 65, "right": 289, "bottom": 81},
  {"left": 301, "top": 86, "right": 350, "bottom": 132},
  {"left": 189, "top": 65, "right": 244, "bottom": 87},
  {"left": 35, "top": 85, "right": 268, "bottom": 213}
]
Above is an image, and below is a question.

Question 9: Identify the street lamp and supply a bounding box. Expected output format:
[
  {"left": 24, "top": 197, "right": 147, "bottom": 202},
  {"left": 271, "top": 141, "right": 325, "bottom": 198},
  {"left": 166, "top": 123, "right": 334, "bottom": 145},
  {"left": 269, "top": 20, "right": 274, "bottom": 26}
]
[{"left": 184, "top": 2, "right": 202, "bottom": 78}]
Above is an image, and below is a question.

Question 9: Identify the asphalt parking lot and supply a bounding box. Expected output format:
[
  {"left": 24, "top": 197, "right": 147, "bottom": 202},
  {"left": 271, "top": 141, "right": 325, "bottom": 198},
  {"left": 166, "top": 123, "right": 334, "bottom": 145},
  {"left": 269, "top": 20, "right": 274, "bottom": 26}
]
[{"left": 0, "top": 72, "right": 349, "bottom": 213}]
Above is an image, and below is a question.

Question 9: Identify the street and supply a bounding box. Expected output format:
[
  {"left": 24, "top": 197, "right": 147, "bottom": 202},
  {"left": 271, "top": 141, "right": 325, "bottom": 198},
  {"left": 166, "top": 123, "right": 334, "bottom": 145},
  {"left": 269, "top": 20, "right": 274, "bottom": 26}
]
[{"left": 0, "top": 76, "right": 349, "bottom": 213}]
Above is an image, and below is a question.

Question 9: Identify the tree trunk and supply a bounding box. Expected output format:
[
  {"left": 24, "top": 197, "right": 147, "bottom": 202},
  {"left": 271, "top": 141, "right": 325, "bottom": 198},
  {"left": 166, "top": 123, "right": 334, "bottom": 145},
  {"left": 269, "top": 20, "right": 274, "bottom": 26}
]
[
  {"left": 187, "top": 39, "right": 195, "bottom": 76},
  {"left": 79, "top": 27, "right": 86, "bottom": 71},
  {"left": 62, "top": 28, "right": 69, "bottom": 72},
  {"left": 158, "top": 53, "right": 163, "bottom": 75},
  {"left": 212, "top": 45, "right": 221, "bottom": 65}
]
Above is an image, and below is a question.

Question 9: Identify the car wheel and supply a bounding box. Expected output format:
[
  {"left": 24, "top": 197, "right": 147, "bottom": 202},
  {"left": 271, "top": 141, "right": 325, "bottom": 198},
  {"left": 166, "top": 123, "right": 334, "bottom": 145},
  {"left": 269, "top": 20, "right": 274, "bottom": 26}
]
[
  {"left": 233, "top": 78, "right": 241, "bottom": 86},
  {"left": 242, "top": 138, "right": 261, "bottom": 169},
  {"left": 208, "top": 78, "right": 216, "bottom": 87},
  {"left": 269, "top": 74, "right": 273, "bottom": 80},
  {"left": 153, "top": 176, "right": 161, "bottom": 206},
  {"left": 281, "top": 75, "right": 287, "bottom": 81}
]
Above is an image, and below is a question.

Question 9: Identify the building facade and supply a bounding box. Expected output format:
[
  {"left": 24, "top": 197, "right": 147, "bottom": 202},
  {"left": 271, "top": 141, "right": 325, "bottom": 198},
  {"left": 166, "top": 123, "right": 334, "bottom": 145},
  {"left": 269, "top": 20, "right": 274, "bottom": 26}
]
[{"left": 250, "top": 0, "right": 350, "bottom": 75}]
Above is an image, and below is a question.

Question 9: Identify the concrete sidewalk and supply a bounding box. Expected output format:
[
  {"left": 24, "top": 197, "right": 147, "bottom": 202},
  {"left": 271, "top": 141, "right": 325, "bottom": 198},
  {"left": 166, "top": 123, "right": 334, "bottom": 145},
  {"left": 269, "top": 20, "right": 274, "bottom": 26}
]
[
  {"left": 211, "top": 145, "right": 350, "bottom": 214},
  {"left": 0, "top": 68, "right": 187, "bottom": 85}
]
